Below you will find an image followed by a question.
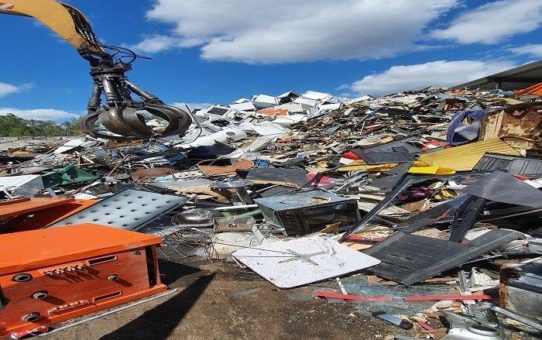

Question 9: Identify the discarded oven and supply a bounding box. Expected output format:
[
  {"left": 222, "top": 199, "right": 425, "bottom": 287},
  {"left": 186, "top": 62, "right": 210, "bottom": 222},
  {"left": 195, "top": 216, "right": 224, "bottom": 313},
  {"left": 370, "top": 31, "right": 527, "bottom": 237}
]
[
  {"left": 0, "top": 224, "right": 166, "bottom": 337},
  {"left": 254, "top": 189, "right": 360, "bottom": 236}
]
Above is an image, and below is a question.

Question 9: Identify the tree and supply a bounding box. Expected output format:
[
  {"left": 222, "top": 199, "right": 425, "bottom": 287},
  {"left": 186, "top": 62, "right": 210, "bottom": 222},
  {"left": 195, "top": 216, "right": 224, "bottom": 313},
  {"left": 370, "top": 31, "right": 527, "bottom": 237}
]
[{"left": 0, "top": 114, "right": 82, "bottom": 137}]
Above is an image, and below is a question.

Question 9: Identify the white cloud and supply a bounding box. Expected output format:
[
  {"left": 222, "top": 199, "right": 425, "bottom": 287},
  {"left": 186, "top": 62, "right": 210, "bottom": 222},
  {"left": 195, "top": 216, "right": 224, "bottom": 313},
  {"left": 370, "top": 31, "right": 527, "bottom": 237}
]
[
  {"left": 431, "top": 0, "right": 542, "bottom": 44},
  {"left": 131, "top": 0, "right": 458, "bottom": 63},
  {"left": 127, "top": 35, "right": 183, "bottom": 54},
  {"left": 0, "top": 108, "right": 79, "bottom": 121},
  {"left": 0, "top": 82, "right": 33, "bottom": 97},
  {"left": 349, "top": 60, "right": 516, "bottom": 96},
  {"left": 0, "top": 83, "right": 18, "bottom": 97},
  {"left": 507, "top": 44, "right": 542, "bottom": 58}
]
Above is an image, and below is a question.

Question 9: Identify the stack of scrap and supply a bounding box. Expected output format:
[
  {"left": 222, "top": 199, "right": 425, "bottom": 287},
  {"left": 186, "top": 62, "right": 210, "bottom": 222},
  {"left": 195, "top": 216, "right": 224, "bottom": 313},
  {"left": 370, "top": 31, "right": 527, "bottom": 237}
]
[{"left": 1, "top": 85, "right": 541, "bottom": 338}]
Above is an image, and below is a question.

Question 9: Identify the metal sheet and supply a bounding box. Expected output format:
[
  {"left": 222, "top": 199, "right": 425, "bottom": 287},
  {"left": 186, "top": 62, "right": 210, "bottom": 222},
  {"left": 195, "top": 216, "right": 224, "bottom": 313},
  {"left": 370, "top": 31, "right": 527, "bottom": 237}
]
[
  {"left": 500, "top": 258, "right": 542, "bottom": 321},
  {"left": 246, "top": 168, "right": 307, "bottom": 187},
  {"left": 340, "top": 174, "right": 416, "bottom": 241},
  {"left": 353, "top": 150, "right": 414, "bottom": 164},
  {"left": 198, "top": 159, "right": 254, "bottom": 177},
  {"left": 0, "top": 198, "right": 96, "bottom": 233},
  {"left": 462, "top": 171, "right": 542, "bottom": 208},
  {"left": 41, "top": 164, "right": 99, "bottom": 188},
  {"left": 364, "top": 137, "right": 421, "bottom": 154},
  {"left": 448, "top": 197, "right": 487, "bottom": 242},
  {"left": 370, "top": 162, "right": 412, "bottom": 191},
  {"left": 0, "top": 175, "right": 44, "bottom": 196},
  {"left": 418, "top": 139, "right": 520, "bottom": 171},
  {"left": 365, "top": 229, "right": 523, "bottom": 285},
  {"left": 51, "top": 189, "right": 187, "bottom": 230},
  {"left": 474, "top": 153, "right": 542, "bottom": 176},
  {"left": 233, "top": 235, "right": 380, "bottom": 288}
]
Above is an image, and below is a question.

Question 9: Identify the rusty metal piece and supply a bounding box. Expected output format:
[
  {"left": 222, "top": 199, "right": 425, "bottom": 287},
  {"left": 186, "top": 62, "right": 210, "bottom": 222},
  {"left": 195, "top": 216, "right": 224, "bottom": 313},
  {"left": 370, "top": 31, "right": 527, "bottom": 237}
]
[
  {"left": 499, "top": 258, "right": 542, "bottom": 322},
  {"left": 131, "top": 167, "right": 175, "bottom": 182},
  {"left": 198, "top": 159, "right": 254, "bottom": 177},
  {"left": 479, "top": 103, "right": 542, "bottom": 155},
  {"left": 259, "top": 107, "right": 289, "bottom": 117}
]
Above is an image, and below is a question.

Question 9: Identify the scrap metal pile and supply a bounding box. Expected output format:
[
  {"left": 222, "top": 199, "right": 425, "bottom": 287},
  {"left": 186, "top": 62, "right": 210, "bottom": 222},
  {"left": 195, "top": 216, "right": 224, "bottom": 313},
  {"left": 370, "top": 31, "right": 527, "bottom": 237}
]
[{"left": 1, "top": 86, "right": 542, "bottom": 338}]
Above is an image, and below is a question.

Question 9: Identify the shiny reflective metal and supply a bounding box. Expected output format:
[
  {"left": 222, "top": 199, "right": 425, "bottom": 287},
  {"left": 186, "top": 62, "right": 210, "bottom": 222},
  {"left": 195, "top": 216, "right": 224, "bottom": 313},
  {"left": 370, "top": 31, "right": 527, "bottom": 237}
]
[
  {"left": 171, "top": 208, "right": 215, "bottom": 228},
  {"left": 80, "top": 61, "right": 191, "bottom": 140},
  {"left": 51, "top": 189, "right": 187, "bottom": 230}
]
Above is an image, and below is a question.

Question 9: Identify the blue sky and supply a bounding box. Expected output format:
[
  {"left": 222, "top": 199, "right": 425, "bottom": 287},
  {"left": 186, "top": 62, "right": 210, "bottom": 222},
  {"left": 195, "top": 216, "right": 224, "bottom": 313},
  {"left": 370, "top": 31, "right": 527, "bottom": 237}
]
[{"left": 0, "top": 0, "right": 541, "bottom": 121}]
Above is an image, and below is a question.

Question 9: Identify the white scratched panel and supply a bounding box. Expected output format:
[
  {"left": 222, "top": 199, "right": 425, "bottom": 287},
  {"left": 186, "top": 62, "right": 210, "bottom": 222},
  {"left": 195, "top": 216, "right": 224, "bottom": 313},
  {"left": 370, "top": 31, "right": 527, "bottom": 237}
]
[{"left": 233, "top": 235, "right": 380, "bottom": 288}]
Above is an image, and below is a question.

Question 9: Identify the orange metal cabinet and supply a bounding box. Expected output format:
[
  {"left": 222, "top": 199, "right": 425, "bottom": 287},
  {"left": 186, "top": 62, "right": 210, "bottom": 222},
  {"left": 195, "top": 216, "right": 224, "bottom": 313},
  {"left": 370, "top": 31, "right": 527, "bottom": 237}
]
[
  {"left": 0, "top": 224, "right": 166, "bottom": 337},
  {"left": 0, "top": 198, "right": 97, "bottom": 233}
]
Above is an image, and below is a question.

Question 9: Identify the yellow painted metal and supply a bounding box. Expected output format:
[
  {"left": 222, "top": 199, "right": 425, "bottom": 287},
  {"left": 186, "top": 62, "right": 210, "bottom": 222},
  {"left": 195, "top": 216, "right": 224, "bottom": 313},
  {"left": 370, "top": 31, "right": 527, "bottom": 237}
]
[
  {"left": 408, "top": 166, "right": 456, "bottom": 175},
  {"left": 0, "top": 0, "right": 99, "bottom": 52},
  {"left": 418, "top": 139, "right": 521, "bottom": 171},
  {"left": 338, "top": 163, "right": 398, "bottom": 172}
]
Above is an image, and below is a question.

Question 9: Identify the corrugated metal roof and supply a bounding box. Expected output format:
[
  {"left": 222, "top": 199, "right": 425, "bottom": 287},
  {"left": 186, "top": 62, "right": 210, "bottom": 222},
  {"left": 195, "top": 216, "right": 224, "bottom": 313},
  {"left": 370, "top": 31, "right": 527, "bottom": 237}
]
[
  {"left": 452, "top": 60, "right": 542, "bottom": 91},
  {"left": 418, "top": 139, "right": 521, "bottom": 171},
  {"left": 515, "top": 82, "right": 542, "bottom": 96}
]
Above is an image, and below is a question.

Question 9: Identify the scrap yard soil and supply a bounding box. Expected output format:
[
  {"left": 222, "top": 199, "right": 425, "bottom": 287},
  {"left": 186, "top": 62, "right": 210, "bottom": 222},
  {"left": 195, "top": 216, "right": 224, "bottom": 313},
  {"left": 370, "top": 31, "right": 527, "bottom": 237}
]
[{"left": 53, "top": 260, "right": 407, "bottom": 340}]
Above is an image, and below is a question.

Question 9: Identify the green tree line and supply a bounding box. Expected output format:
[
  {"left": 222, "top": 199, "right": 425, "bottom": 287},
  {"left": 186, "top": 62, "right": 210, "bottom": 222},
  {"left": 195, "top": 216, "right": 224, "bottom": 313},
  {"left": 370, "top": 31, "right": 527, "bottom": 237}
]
[{"left": 0, "top": 114, "right": 81, "bottom": 137}]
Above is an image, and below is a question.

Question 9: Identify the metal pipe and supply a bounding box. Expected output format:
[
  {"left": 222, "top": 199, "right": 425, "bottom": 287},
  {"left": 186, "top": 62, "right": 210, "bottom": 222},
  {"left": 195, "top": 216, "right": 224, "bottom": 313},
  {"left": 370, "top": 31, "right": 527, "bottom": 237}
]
[{"left": 490, "top": 306, "right": 542, "bottom": 332}]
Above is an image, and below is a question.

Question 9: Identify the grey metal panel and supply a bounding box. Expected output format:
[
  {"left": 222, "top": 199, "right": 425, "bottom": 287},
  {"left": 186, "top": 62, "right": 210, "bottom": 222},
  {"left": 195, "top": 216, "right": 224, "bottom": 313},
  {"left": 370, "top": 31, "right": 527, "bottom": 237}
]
[
  {"left": 254, "top": 188, "right": 348, "bottom": 211},
  {"left": 474, "top": 153, "right": 542, "bottom": 176},
  {"left": 246, "top": 168, "right": 307, "bottom": 187},
  {"left": 451, "top": 60, "right": 542, "bottom": 91},
  {"left": 501, "top": 258, "right": 542, "bottom": 321},
  {"left": 501, "top": 286, "right": 542, "bottom": 322},
  {"left": 51, "top": 189, "right": 187, "bottom": 230},
  {"left": 353, "top": 150, "right": 414, "bottom": 164},
  {"left": 365, "top": 229, "right": 523, "bottom": 285},
  {"left": 363, "top": 137, "right": 421, "bottom": 154},
  {"left": 463, "top": 171, "right": 542, "bottom": 208}
]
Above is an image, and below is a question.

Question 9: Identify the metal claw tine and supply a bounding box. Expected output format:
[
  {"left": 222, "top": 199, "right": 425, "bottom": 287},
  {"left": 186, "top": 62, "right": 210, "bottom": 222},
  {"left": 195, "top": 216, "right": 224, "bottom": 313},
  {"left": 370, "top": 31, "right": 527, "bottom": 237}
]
[
  {"left": 79, "top": 58, "right": 192, "bottom": 140},
  {"left": 79, "top": 101, "right": 191, "bottom": 140}
]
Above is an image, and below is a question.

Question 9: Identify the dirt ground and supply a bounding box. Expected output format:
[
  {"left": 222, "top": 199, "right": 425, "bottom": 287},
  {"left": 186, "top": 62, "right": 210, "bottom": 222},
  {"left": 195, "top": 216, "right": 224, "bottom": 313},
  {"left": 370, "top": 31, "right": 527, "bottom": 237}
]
[{"left": 46, "top": 257, "right": 414, "bottom": 340}]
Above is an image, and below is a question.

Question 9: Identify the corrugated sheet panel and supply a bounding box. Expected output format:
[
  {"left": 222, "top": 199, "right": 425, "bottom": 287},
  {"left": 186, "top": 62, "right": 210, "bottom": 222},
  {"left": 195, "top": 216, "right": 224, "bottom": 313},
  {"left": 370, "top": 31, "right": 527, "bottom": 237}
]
[{"left": 418, "top": 139, "right": 521, "bottom": 171}]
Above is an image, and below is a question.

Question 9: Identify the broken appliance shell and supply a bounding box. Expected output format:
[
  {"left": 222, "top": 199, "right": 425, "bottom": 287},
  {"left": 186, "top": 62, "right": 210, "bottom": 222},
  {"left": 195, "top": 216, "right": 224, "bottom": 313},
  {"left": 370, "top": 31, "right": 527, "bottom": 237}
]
[{"left": 254, "top": 189, "right": 360, "bottom": 236}]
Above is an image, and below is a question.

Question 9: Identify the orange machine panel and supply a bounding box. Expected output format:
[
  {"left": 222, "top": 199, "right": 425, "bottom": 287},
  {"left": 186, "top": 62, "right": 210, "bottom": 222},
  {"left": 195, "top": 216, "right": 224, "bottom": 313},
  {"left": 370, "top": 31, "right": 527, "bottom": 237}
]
[
  {"left": 0, "top": 224, "right": 166, "bottom": 337},
  {"left": 0, "top": 198, "right": 97, "bottom": 233},
  {"left": 0, "top": 198, "right": 76, "bottom": 219}
]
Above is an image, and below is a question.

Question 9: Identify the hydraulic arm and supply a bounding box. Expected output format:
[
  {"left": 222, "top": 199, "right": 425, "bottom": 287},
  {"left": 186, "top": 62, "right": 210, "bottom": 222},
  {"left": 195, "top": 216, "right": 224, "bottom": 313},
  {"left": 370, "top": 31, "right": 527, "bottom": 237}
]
[{"left": 0, "top": 0, "right": 191, "bottom": 140}]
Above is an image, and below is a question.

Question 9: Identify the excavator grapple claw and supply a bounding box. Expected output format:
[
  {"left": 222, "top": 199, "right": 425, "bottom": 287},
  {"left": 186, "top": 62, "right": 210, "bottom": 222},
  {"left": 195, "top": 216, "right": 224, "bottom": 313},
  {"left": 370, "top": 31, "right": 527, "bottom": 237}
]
[
  {"left": 2, "top": 0, "right": 193, "bottom": 140},
  {"left": 79, "top": 103, "right": 192, "bottom": 140},
  {"left": 79, "top": 59, "right": 192, "bottom": 140}
]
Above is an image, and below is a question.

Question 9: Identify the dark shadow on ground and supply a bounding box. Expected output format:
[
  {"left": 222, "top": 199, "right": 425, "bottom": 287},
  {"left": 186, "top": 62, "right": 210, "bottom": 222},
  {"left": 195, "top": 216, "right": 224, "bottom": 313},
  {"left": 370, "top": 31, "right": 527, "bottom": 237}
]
[
  {"left": 158, "top": 259, "right": 200, "bottom": 286},
  {"left": 99, "top": 273, "right": 215, "bottom": 340}
]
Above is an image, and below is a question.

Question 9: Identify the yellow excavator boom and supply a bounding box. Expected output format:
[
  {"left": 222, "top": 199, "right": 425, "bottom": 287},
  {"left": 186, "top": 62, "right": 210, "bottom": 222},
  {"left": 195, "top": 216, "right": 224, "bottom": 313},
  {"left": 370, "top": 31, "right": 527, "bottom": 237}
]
[
  {"left": 0, "top": 0, "right": 192, "bottom": 140},
  {"left": 0, "top": 0, "right": 105, "bottom": 57}
]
